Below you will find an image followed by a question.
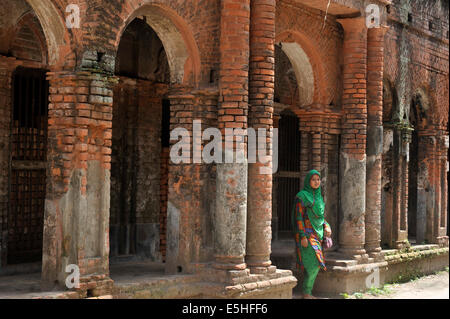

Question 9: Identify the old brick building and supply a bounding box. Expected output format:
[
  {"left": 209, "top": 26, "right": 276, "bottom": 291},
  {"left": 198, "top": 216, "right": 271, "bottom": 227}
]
[{"left": 0, "top": 0, "right": 448, "bottom": 298}]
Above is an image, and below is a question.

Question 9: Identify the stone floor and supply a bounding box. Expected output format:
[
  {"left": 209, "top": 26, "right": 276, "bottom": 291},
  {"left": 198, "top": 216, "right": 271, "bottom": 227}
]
[
  {"left": 0, "top": 260, "right": 193, "bottom": 299},
  {"left": 2, "top": 259, "right": 447, "bottom": 299},
  {"left": 0, "top": 271, "right": 64, "bottom": 299}
]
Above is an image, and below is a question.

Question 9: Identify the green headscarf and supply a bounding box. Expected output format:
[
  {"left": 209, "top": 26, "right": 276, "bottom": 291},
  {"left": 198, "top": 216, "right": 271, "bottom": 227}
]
[{"left": 295, "top": 169, "right": 325, "bottom": 240}]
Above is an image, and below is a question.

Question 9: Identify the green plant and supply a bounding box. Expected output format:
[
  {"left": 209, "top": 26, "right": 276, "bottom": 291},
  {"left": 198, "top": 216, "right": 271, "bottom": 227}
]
[
  {"left": 353, "top": 292, "right": 364, "bottom": 299},
  {"left": 367, "top": 284, "right": 393, "bottom": 296}
]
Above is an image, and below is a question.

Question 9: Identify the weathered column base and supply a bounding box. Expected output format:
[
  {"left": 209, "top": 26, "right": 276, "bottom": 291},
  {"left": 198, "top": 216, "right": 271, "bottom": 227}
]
[
  {"left": 196, "top": 265, "right": 297, "bottom": 298},
  {"left": 436, "top": 236, "right": 449, "bottom": 247},
  {"left": 365, "top": 243, "right": 384, "bottom": 261}
]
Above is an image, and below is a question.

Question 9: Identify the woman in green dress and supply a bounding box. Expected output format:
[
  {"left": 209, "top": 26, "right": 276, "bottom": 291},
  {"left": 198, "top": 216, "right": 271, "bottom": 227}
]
[{"left": 292, "top": 169, "right": 332, "bottom": 299}]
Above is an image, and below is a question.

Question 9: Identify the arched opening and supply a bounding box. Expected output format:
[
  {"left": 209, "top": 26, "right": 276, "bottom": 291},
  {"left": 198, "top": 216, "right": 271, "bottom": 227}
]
[
  {"left": 8, "top": 67, "right": 49, "bottom": 265},
  {"left": 408, "top": 92, "right": 429, "bottom": 245},
  {"left": 275, "top": 109, "right": 301, "bottom": 238},
  {"left": 271, "top": 38, "right": 339, "bottom": 272},
  {"left": 274, "top": 42, "right": 314, "bottom": 107},
  {"left": 381, "top": 80, "right": 396, "bottom": 248},
  {"left": 408, "top": 95, "right": 420, "bottom": 243},
  {"left": 109, "top": 18, "right": 170, "bottom": 271},
  {"left": 0, "top": 3, "right": 50, "bottom": 271},
  {"left": 115, "top": 5, "right": 201, "bottom": 85}
]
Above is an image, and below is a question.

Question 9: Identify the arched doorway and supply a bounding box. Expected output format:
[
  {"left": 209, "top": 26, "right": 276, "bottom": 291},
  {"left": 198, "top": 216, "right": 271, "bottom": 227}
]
[
  {"left": 408, "top": 95, "right": 420, "bottom": 243},
  {"left": 272, "top": 44, "right": 302, "bottom": 242},
  {"left": 0, "top": 7, "right": 49, "bottom": 267},
  {"left": 110, "top": 18, "right": 170, "bottom": 263},
  {"left": 381, "top": 80, "right": 397, "bottom": 248},
  {"left": 8, "top": 67, "right": 48, "bottom": 265},
  {"left": 408, "top": 91, "right": 429, "bottom": 245},
  {"left": 275, "top": 109, "right": 301, "bottom": 238}
]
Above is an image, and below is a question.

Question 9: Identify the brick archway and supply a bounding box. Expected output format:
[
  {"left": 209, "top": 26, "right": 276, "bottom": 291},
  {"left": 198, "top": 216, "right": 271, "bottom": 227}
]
[
  {"left": 276, "top": 30, "right": 328, "bottom": 107},
  {"left": 24, "top": 0, "right": 66, "bottom": 66},
  {"left": 115, "top": 3, "right": 201, "bottom": 86}
]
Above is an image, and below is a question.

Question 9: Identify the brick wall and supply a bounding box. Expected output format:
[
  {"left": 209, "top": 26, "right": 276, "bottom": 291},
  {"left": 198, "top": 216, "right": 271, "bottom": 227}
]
[{"left": 382, "top": 0, "right": 449, "bottom": 246}]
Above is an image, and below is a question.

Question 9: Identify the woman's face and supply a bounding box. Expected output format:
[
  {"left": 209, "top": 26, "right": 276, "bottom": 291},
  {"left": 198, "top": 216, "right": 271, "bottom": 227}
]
[{"left": 310, "top": 174, "right": 321, "bottom": 190}]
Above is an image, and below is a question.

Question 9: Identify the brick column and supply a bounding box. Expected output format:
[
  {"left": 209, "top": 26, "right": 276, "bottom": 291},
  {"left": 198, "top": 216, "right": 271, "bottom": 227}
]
[
  {"left": 166, "top": 88, "right": 220, "bottom": 274},
  {"left": 337, "top": 17, "right": 368, "bottom": 260},
  {"left": 311, "top": 132, "right": 321, "bottom": 171},
  {"left": 391, "top": 125, "right": 409, "bottom": 248},
  {"left": 42, "top": 71, "right": 115, "bottom": 295},
  {"left": 299, "top": 131, "right": 310, "bottom": 187},
  {"left": 434, "top": 131, "right": 448, "bottom": 246},
  {"left": 165, "top": 90, "right": 196, "bottom": 274},
  {"left": 365, "top": 26, "right": 388, "bottom": 258},
  {"left": 214, "top": 0, "right": 250, "bottom": 271},
  {"left": 246, "top": 0, "right": 276, "bottom": 274}
]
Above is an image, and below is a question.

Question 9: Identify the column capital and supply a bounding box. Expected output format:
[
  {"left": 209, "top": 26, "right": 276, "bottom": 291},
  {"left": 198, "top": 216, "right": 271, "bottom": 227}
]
[
  {"left": 337, "top": 17, "right": 367, "bottom": 33},
  {"left": 368, "top": 24, "right": 390, "bottom": 37}
]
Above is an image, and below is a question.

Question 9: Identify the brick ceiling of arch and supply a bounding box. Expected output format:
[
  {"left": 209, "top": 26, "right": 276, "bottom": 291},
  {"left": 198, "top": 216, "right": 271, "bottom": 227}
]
[
  {"left": 279, "top": 42, "right": 314, "bottom": 107},
  {"left": 23, "top": 0, "right": 65, "bottom": 65},
  {"left": 126, "top": 6, "right": 190, "bottom": 85},
  {"left": 293, "top": 0, "right": 360, "bottom": 16}
]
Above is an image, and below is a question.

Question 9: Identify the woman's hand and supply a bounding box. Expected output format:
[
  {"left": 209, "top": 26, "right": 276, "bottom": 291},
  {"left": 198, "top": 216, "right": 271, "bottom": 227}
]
[
  {"left": 301, "top": 237, "right": 308, "bottom": 248},
  {"left": 324, "top": 224, "right": 332, "bottom": 238}
]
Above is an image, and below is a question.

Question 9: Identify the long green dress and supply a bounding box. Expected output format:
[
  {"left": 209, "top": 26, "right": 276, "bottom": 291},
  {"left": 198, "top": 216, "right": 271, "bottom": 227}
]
[{"left": 292, "top": 170, "right": 331, "bottom": 295}]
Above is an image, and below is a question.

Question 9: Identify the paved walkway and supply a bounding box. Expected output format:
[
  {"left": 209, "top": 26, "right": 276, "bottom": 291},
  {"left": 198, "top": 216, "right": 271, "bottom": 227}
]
[
  {"left": 355, "top": 271, "right": 449, "bottom": 299},
  {"left": 293, "top": 271, "right": 449, "bottom": 299}
]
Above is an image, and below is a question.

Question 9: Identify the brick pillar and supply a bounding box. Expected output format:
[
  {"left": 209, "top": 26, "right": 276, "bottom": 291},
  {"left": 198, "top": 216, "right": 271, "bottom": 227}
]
[
  {"left": 365, "top": 26, "right": 388, "bottom": 258},
  {"left": 214, "top": 0, "right": 250, "bottom": 271},
  {"left": 337, "top": 17, "right": 368, "bottom": 260},
  {"left": 391, "top": 126, "right": 409, "bottom": 249},
  {"left": 165, "top": 90, "right": 197, "bottom": 274},
  {"left": 246, "top": 0, "right": 276, "bottom": 274},
  {"left": 0, "top": 56, "right": 16, "bottom": 267},
  {"left": 434, "top": 131, "right": 448, "bottom": 246},
  {"left": 299, "top": 131, "right": 310, "bottom": 187},
  {"left": 42, "top": 71, "right": 115, "bottom": 294},
  {"left": 321, "top": 132, "right": 329, "bottom": 204},
  {"left": 311, "top": 132, "right": 321, "bottom": 171}
]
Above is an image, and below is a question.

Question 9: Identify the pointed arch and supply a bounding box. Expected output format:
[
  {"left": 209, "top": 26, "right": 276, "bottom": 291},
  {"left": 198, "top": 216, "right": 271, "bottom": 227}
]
[
  {"left": 115, "top": 3, "right": 201, "bottom": 85},
  {"left": 25, "top": 0, "right": 66, "bottom": 65},
  {"left": 276, "top": 30, "right": 328, "bottom": 108}
]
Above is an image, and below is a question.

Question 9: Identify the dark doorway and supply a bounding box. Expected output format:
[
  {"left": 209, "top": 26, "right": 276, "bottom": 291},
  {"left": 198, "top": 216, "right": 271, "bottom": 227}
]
[
  {"left": 408, "top": 128, "right": 419, "bottom": 242},
  {"left": 408, "top": 95, "right": 422, "bottom": 244},
  {"left": 110, "top": 18, "right": 170, "bottom": 262},
  {"left": 8, "top": 67, "right": 48, "bottom": 264},
  {"left": 274, "top": 110, "right": 301, "bottom": 239}
]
